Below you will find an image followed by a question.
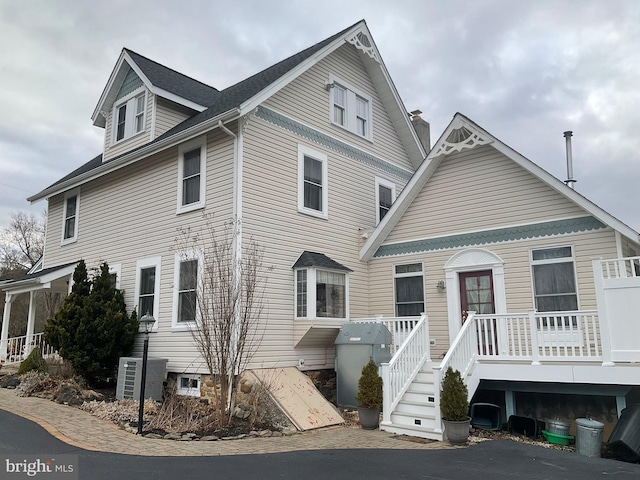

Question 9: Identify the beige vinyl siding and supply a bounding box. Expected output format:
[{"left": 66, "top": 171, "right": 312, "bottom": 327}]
[
  {"left": 621, "top": 235, "right": 640, "bottom": 257},
  {"left": 367, "top": 229, "right": 618, "bottom": 358},
  {"left": 386, "top": 145, "right": 587, "bottom": 243},
  {"left": 240, "top": 112, "right": 408, "bottom": 369},
  {"left": 44, "top": 128, "right": 235, "bottom": 374},
  {"left": 154, "top": 97, "right": 193, "bottom": 138},
  {"left": 263, "top": 43, "right": 414, "bottom": 174},
  {"left": 102, "top": 90, "right": 154, "bottom": 163}
]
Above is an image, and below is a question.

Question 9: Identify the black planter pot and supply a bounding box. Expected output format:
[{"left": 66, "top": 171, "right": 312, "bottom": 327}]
[{"left": 358, "top": 407, "right": 381, "bottom": 430}]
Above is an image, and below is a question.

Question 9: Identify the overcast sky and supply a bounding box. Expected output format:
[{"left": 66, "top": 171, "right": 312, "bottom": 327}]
[{"left": 1, "top": 0, "right": 639, "bottom": 233}]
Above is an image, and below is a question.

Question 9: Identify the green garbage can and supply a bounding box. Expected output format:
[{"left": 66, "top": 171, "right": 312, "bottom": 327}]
[{"left": 576, "top": 418, "right": 604, "bottom": 457}]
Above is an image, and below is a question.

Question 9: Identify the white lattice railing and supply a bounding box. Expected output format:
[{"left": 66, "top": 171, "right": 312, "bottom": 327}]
[
  {"left": 598, "top": 256, "right": 640, "bottom": 280},
  {"left": 1, "top": 333, "right": 57, "bottom": 365},
  {"left": 353, "top": 315, "right": 423, "bottom": 355},
  {"left": 379, "top": 314, "right": 430, "bottom": 423}
]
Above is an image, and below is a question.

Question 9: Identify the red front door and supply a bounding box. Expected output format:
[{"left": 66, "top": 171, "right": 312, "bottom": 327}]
[
  {"left": 459, "top": 270, "right": 496, "bottom": 354},
  {"left": 459, "top": 270, "right": 495, "bottom": 317}
]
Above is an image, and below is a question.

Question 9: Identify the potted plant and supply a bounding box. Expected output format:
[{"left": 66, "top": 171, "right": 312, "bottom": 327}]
[
  {"left": 440, "top": 367, "right": 470, "bottom": 444},
  {"left": 356, "top": 358, "right": 383, "bottom": 430}
]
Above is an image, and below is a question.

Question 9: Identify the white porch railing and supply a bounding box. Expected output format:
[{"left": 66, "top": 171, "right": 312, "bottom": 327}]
[
  {"left": 1, "top": 333, "right": 57, "bottom": 365},
  {"left": 432, "top": 309, "right": 601, "bottom": 431},
  {"left": 379, "top": 314, "right": 430, "bottom": 423},
  {"left": 354, "top": 315, "right": 423, "bottom": 355}
]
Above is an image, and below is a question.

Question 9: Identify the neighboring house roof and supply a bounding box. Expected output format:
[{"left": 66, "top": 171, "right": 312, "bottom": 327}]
[
  {"left": 292, "top": 251, "right": 353, "bottom": 272},
  {"left": 360, "top": 112, "right": 640, "bottom": 260},
  {"left": 30, "top": 20, "right": 426, "bottom": 203}
]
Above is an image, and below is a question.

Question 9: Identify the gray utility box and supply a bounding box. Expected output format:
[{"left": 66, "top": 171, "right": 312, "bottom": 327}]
[
  {"left": 116, "top": 357, "right": 168, "bottom": 401},
  {"left": 335, "top": 323, "right": 392, "bottom": 408}
]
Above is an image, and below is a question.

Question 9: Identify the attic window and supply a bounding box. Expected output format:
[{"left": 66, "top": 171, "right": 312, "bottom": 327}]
[
  {"left": 329, "top": 75, "right": 373, "bottom": 140},
  {"left": 113, "top": 91, "right": 146, "bottom": 143}
]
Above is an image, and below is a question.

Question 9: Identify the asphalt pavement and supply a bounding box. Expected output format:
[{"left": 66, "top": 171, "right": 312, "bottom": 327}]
[{"left": 1, "top": 409, "right": 640, "bottom": 480}]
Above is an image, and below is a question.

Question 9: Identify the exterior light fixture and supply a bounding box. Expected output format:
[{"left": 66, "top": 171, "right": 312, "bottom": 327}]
[{"left": 137, "top": 312, "right": 155, "bottom": 435}]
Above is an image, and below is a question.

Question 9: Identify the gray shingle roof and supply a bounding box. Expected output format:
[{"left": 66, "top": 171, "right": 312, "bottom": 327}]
[
  {"left": 36, "top": 22, "right": 361, "bottom": 197},
  {"left": 292, "top": 251, "right": 353, "bottom": 271},
  {"left": 124, "top": 49, "right": 220, "bottom": 107}
]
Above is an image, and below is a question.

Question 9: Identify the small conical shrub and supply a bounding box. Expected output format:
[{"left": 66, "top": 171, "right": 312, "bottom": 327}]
[
  {"left": 440, "top": 367, "right": 469, "bottom": 421},
  {"left": 356, "top": 359, "right": 383, "bottom": 410},
  {"left": 17, "top": 346, "right": 48, "bottom": 375}
]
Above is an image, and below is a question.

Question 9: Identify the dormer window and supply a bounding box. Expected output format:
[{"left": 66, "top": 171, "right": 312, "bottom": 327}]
[{"left": 113, "top": 91, "right": 146, "bottom": 143}]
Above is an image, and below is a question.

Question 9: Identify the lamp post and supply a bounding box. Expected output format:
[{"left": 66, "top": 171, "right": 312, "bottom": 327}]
[{"left": 137, "top": 312, "right": 155, "bottom": 435}]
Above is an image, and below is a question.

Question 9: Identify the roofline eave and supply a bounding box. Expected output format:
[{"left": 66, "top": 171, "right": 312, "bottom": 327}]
[{"left": 29, "top": 108, "right": 241, "bottom": 203}]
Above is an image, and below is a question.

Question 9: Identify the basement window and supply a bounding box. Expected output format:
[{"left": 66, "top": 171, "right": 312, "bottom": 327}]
[{"left": 177, "top": 374, "right": 201, "bottom": 397}]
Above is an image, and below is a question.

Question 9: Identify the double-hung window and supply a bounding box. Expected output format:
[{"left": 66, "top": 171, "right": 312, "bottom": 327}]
[
  {"left": 113, "top": 91, "right": 146, "bottom": 143},
  {"left": 177, "top": 136, "right": 207, "bottom": 213},
  {"left": 135, "top": 257, "right": 161, "bottom": 331},
  {"left": 298, "top": 145, "right": 328, "bottom": 219},
  {"left": 329, "top": 75, "right": 373, "bottom": 140},
  {"left": 295, "top": 268, "right": 348, "bottom": 319},
  {"left": 531, "top": 246, "right": 578, "bottom": 312},
  {"left": 172, "top": 252, "right": 201, "bottom": 328},
  {"left": 394, "top": 263, "right": 424, "bottom": 316},
  {"left": 61, "top": 189, "right": 80, "bottom": 244},
  {"left": 375, "top": 177, "right": 396, "bottom": 224}
]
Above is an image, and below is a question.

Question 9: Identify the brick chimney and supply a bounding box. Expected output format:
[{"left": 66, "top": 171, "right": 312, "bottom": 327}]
[{"left": 411, "top": 109, "right": 430, "bottom": 152}]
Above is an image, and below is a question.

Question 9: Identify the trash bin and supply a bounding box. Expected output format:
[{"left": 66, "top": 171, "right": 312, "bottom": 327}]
[
  {"left": 471, "top": 403, "right": 501, "bottom": 430},
  {"left": 547, "top": 419, "right": 570, "bottom": 436},
  {"left": 334, "top": 323, "right": 392, "bottom": 407},
  {"left": 608, "top": 404, "right": 640, "bottom": 462},
  {"left": 576, "top": 418, "right": 604, "bottom": 457}
]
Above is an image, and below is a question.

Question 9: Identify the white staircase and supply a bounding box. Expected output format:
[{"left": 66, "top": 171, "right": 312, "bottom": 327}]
[{"left": 381, "top": 361, "right": 443, "bottom": 440}]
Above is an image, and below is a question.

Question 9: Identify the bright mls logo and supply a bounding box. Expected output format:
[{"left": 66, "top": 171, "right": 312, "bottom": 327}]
[{"left": 3, "top": 455, "right": 78, "bottom": 479}]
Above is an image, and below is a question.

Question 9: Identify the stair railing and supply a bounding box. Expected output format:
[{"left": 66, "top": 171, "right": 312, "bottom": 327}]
[{"left": 380, "top": 313, "right": 430, "bottom": 423}]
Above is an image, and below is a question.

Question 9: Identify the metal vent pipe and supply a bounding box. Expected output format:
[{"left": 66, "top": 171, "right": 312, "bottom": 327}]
[{"left": 564, "top": 131, "right": 576, "bottom": 189}]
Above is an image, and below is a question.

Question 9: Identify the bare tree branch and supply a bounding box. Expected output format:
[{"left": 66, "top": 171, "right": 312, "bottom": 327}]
[
  {"left": 174, "top": 214, "right": 268, "bottom": 426},
  {"left": 1, "top": 211, "right": 45, "bottom": 275}
]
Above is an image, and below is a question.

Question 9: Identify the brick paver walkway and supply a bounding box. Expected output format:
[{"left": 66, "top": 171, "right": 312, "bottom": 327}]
[{"left": 0, "top": 389, "right": 456, "bottom": 456}]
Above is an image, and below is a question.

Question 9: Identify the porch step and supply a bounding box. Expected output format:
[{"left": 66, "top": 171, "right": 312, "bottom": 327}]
[{"left": 380, "top": 421, "right": 443, "bottom": 441}]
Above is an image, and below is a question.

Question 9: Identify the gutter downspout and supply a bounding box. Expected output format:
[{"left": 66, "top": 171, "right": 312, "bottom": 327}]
[{"left": 217, "top": 119, "right": 243, "bottom": 407}]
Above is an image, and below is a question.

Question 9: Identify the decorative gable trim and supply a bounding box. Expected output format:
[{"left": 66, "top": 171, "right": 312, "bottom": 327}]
[
  {"left": 431, "top": 117, "right": 492, "bottom": 157},
  {"left": 373, "top": 216, "right": 607, "bottom": 258},
  {"left": 360, "top": 112, "right": 640, "bottom": 261},
  {"left": 345, "top": 29, "right": 381, "bottom": 64},
  {"left": 256, "top": 106, "right": 413, "bottom": 181}
]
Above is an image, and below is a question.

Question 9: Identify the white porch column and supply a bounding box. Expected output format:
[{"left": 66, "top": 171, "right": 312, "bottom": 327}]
[
  {"left": 529, "top": 310, "right": 540, "bottom": 365},
  {"left": 592, "top": 258, "right": 614, "bottom": 366},
  {"left": 25, "top": 291, "right": 36, "bottom": 356},
  {"left": 1, "top": 293, "right": 13, "bottom": 361}
]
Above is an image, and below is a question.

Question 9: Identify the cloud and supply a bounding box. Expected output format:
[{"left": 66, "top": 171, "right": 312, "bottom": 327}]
[{"left": 0, "top": 0, "right": 639, "bottom": 232}]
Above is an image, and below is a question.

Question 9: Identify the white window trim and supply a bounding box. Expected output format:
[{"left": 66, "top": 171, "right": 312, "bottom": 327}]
[
  {"left": 177, "top": 374, "right": 201, "bottom": 397},
  {"left": 177, "top": 135, "right": 207, "bottom": 214},
  {"left": 297, "top": 144, "right": 328, "bottom": 219},
  {"left": 328, "top": 74, "right": 373, "bottom": 141},
  {"left": 393, "top": 262, "right": 425, "bottom": 317},
  {"left": 529, "top": 245, "right": 580, "bottom": 311},
  {"left": 172, "top": 250, "right": 203, "bottom": 331},
  {"left": 111, "top": 87, "right": 147, "bottom": 145},
  {"left": 294, "top": 267, "right": 349, "bottom": 320},
  {"left": 375, "top": 176, "right": 396, "bottom": 225},
  {"left": 60, "top": 188, "right": 80, "bottom": 245},
  {"left": 134, "top": 257, "right": 162, "bottom": 333},
  {"left": 109, "top": 263, "right": 122, "bottom": 290}
]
